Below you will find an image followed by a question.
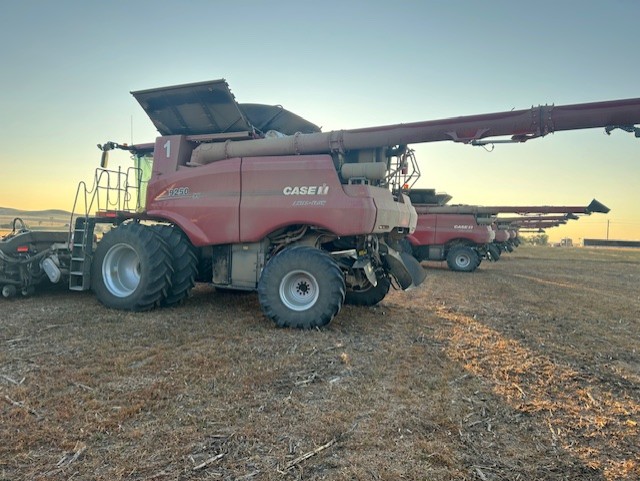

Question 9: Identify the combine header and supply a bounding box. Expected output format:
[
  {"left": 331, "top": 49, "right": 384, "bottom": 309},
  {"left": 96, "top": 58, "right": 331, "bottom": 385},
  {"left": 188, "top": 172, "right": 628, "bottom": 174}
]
[{"left": 1, "top": 79, "right": 638, "bottom": 327}]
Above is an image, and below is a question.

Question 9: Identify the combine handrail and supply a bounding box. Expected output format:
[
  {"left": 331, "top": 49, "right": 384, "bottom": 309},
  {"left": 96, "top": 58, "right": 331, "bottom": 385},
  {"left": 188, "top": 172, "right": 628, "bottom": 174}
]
[{"left": 68, "top": 166, "right": 145, "bottom": 241}]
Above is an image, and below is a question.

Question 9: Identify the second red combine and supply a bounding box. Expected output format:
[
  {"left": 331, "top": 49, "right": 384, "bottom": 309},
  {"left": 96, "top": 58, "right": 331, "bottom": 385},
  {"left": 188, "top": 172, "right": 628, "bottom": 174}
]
[{"left": 404, "top": 190, "right": 609, "bottom": 271}]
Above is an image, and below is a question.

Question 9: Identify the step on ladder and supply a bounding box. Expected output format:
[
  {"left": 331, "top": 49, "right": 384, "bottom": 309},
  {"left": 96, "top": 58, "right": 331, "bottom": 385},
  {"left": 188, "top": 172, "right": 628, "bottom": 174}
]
[{"left": 69, "top": 217, "right": 96, "bottom": 291}]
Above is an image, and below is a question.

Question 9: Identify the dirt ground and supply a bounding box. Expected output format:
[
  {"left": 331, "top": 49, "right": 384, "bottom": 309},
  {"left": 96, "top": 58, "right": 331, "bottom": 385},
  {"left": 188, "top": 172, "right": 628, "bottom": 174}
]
[{"left": 1, "top": 245, "right": 639, "bottom": 481}]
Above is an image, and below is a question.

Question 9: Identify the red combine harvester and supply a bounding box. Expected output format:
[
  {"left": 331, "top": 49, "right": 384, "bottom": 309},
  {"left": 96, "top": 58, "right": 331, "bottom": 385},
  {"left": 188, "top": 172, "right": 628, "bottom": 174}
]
[
  {"left": 405, "top": 190, "right": 609, "bottom": 270},
  {"left": 0, "top": 80, "right": 637, "bottom": 327}
]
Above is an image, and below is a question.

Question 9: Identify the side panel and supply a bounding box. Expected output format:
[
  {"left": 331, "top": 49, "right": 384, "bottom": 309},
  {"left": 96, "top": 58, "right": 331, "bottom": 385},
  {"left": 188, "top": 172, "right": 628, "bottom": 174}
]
[
  {"left": 431, "top": 214, "right": 494, "bottom": 244},
  {"left": 239, "top": 155, "right": 378, "bottom": 242},
  {"left": 145, "top": 158, "right": 241, "bottom": 246},
  {"left": 409, "top": 214, "right": 494, "bottom": 247},
  {"left": 408, "top": 213, "right": 438, "bottom": 246}
]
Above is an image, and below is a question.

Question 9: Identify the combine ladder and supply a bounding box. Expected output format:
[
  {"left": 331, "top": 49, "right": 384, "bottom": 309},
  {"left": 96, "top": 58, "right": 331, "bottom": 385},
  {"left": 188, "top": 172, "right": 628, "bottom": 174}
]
[
  {"left": 67, "top": 165, "right": 145, "bottom": 291},
  {"left": 68, "top": 216, "right": 96, "bottom": 291}
]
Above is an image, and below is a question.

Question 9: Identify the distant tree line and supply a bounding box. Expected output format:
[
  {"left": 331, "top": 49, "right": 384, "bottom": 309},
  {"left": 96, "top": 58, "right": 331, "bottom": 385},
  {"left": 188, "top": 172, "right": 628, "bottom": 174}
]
[{"left": 521, "top": 234, "right": 549, "bottom": 246}]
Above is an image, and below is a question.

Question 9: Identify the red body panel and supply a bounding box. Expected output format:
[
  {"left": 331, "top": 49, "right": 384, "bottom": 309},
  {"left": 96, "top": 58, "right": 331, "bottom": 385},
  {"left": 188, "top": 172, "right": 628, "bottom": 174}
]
[
  {"left": 239, "top": 156, "right": 377, "bottom": 241},
  {"left": 408, "top": 213, "right": 494, "bottom": 247},
  {"left": 145, "top": 153, "right": 400, "bottom": 246},
  {"left": 146, "top": 158, "right": 242, "bottom": 246}
]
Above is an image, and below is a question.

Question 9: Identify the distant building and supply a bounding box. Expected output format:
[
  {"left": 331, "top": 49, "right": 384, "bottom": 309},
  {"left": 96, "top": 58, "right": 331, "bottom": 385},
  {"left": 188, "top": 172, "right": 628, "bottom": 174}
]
[{"left": 583, "top": 239, "right": 640, "bottom": 248}]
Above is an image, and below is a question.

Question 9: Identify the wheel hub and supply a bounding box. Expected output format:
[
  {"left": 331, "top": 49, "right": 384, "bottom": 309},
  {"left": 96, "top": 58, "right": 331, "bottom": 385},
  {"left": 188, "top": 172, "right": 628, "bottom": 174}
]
[
  {"left": 102, "top": 243, "right": 141, "bottom": 298},
  {"left": 279, "top": 270, "right": 319, "bottom": 311},
  {"left": 456, "top": 253, "right": 471, "bottom": 268}
]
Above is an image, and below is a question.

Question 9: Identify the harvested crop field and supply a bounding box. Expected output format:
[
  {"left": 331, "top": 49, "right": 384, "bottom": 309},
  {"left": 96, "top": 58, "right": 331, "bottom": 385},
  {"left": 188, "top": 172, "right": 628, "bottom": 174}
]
[{"left": 1, "top": 245, "right": 639, "bottom": 480}]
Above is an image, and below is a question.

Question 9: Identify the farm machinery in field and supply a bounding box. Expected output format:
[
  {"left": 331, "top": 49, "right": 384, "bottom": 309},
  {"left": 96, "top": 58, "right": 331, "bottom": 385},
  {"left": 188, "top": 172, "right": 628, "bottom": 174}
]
[
  {"left": 0, "top": 79, "right": 638, "bottom": 327},
  {"left": 494, "top": 214, "right": 577, "bottom": 240},
  {"left": 403, "top": 190, "right": 610, "bottom": 270}
]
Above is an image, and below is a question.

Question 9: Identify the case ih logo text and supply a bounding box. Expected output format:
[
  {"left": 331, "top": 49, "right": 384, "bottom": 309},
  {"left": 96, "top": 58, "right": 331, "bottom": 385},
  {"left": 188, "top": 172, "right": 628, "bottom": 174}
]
[
  {"left": 453, "top": 225, "right": 474, "bottom": 230},
  {"left": 283, "top": 184, "right": 330, "bottom": 195}
]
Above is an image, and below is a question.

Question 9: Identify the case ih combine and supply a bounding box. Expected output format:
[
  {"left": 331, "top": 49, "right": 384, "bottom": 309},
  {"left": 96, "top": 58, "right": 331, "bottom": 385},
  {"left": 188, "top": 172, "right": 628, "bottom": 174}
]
[
  {"left": 0, "top": 79, "right": 638, "bottom": 327},
  {"left": 405, "top": 191, "right": 610, "bottom": 271}
]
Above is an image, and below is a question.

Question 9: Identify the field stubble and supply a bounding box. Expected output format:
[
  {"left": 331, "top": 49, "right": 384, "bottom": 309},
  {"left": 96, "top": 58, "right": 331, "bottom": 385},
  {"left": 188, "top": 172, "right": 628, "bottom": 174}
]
[{"left": 1, "top": 246, "right": 638, "bottom": 480}]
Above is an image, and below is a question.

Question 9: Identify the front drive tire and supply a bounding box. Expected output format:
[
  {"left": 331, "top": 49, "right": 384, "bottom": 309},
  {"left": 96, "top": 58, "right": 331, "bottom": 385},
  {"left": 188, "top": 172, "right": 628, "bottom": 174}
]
[
  {"left": 91, "top": 223, "right": 172, "bottom": 311},
  {"left": 258, "top": 246, "right": 346, "bottom": 329},
  {"left": 446, "top": 246, "right": 479, "bottom": 272}
]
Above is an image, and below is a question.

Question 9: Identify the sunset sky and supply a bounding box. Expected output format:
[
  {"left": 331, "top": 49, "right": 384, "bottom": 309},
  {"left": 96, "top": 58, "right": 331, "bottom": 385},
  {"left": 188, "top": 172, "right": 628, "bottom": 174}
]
[{"left": 1, "top": 1, "right": 638, "bottom": 242}]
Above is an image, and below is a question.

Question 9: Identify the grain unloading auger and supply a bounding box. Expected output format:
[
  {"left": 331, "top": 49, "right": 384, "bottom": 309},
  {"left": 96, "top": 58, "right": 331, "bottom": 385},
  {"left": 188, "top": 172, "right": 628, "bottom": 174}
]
[
  {"left": 185, "top": 94, "right": 640, "bottom": 172},
  {"left": 416, "top": 199, "right": 610, "bottom": 216},
  {"left": 495, "top": 214, "right": 577, "bottom": 233},
  {"left": 503, "top": 214, "right": 577, "bottom": 222},
  {"left": 509, "top": 220, "right": 567, "bottom": 229}
]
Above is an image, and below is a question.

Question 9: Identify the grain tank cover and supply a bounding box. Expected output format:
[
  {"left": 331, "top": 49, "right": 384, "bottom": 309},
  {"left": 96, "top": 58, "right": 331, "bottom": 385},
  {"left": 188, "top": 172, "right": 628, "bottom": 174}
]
[
  {"left": 132, "top": 79, "right": 251, "bottom": 135},
  {"left": 238, "top": 104, "right": 321, "bottom": 135},
  {"left": 132, "top": 79, "right": 321, "bottom": 136}
]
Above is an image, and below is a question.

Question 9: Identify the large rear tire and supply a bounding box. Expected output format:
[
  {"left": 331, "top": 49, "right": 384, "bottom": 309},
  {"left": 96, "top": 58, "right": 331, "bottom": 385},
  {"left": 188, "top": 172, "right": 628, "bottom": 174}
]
[
  {"left": 446, "top": 246, "right": 479, "bottom": 272},
  {"left": 92, "top": 223, "right": 172, "bottom": 311},
  {"left": 151, "top": 225, "right": 197, "bottom": 306},
  {"left": 258, "top": 246, "right": 345, "bottom": 329}
]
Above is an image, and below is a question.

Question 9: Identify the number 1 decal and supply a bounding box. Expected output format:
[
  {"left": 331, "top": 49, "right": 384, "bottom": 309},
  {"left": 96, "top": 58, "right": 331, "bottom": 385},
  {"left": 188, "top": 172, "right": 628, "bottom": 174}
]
[{"left": 163, "top": 140, "right": 171, "bottom": 158}]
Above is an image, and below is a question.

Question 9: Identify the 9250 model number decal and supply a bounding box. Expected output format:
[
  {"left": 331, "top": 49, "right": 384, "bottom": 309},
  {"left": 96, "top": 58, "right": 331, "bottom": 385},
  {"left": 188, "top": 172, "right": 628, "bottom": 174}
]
[
  {"left": 156, "top": 186, "right": 195, "bottom": 201},
  {"left": 167, "top": 187, "right": 190, "bottom": 197}
]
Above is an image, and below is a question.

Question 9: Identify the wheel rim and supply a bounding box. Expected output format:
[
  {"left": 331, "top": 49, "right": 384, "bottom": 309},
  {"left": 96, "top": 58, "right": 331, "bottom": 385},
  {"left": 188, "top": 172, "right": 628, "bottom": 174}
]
[
  {"left": 279, "top": 269, "right": 319, "bottom": 311},
  {"left": 102, "top": 243, "right": 141, "bottom": 297},
  {"left": 455, "top": 253, "right": 471, "bottom": 268}
]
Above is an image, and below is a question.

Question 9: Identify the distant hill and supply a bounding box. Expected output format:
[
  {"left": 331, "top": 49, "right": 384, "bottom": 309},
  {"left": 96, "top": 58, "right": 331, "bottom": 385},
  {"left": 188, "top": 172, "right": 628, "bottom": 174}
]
[
  {"left": 0, "top": 207, "right": 72, "bottom": 232},
  {"left": 0, "top": 207, "right": 72, "bottom": 217}
]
